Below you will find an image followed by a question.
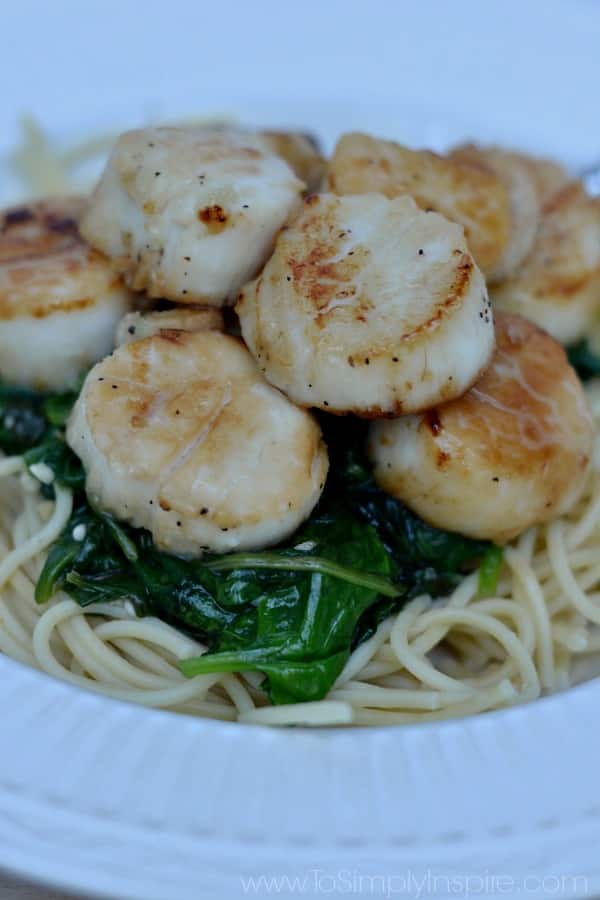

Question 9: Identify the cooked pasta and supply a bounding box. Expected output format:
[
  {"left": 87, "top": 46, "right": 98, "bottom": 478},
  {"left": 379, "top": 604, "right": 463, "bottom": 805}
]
[
  {"left": 1, "top": 379, "right": 600, "bottom": 725},
  {"left": 2, "top": 119, "right": 600, "bottom": 727}
]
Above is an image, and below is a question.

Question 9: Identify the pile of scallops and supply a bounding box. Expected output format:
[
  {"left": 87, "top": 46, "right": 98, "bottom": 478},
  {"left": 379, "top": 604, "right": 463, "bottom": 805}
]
[{"left": 2, "top": 124, "right": 599, "bottom": 555}]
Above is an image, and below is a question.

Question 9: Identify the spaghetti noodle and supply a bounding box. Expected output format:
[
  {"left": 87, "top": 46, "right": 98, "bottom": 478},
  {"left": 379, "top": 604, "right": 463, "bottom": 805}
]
[
  {"left": 2, "top": 380, "right": 600, "bottom": 726},
  {"left": 2, "top": 120, "right": 600, "bottom": 726}
]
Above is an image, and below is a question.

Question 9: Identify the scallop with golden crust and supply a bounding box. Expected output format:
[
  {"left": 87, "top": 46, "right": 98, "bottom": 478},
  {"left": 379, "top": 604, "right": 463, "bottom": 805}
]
[
  {"left": 449, "top": 144, "right": 541, "bottom": 280},
  {"left": 80, "top": 127, "right": 304, "bottom": 306},
  {"left": 326, "top": 132, "right": 512, "bottom": 280},
  {"left": 452, "top": 143, "right": 569, "bottom": 207},
  {"left": 237, "top": 192, "right": 494, "bottom": 417},
  {"left": 491, "top": 183, "right": 600, "bottom": 345},
  {"left": 67, "top": 330, "right": 329, "bottom": 556},
  {"left": 369, "top": 313, "right": 593, "bottom": 543},
  {"left": 0, "top": 198, "right": 132, "bottom": 391}
]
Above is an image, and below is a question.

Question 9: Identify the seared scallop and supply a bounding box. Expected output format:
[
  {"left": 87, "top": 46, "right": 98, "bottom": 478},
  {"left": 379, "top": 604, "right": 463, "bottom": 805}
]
[
  {"left": 449, "top": 144, "right": 540, "bottom": 279},
  {"left": 369, "top": 313, "right": 593, "bottom": 544},
  {"left": 450, "top": 144, "right": 570, "bottom": 206},
  {"left": 258, "top": 131, "right": 325, "bottom": 192},
  {"left": 80, "top": 126, "right": 304, "bottom": 306},
  {"left": 326, "top": 132, "right": 512, "bottom": 280},
  {"left": 0, "top": 198, "right": 132, "bottom": 391},
  {"left": 491, "top": 183, "right": 600, "bottom": 345},
  {"left": 237, "top": 193, "right": 494, "bottom": 416},
  {"left": 67, "top": 330, "right": 328, "bottom": 556},
  {"left": 116, "top": 307, "right": 224, "bottom": 345},
  {"left": 452, "top": 144, "right": 569, "bottom": 206},
  {"left": 508, "top": 150, "right": 569, "bottom": 206}
]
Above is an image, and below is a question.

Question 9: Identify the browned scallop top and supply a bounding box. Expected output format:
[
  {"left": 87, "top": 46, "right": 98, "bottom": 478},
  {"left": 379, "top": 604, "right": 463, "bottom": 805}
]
[
  {"left": 114, "top": 128, "right": 270, "bottom": 195},
  {"left": 492, "top": 182, "right": 600, "bottom": 311},
  {"left": 282, "top": 199, "right": 372, "bottom": 321},
  {"left": 0, "top": 197, "right": 120, "bottom": 320},
  {"left": 421, "top": 313, "right": 593, "bottom": 476},
  {"left": 451, "top": 143, "right": 569, "bottom": 206},
  {"left": 85, "top": 331, "right": 258, "bottom": 481},
  {"left": 520, "top": 156, "right": 570, "bottom": 205},
  {"left": 532, "top": 183, "right": 600, "bottom": 300},
  {"left": 0, "top": 198, "right": 84, "bottom": 262},
  {"left": 327, "top": 132, "right": 512, "bottom": 275},
  {"left": 242, "top": 193, "right": 481, "bottom": 360},
  {"left": 81, "top": 330, "right": 326, "bottom": 528}
]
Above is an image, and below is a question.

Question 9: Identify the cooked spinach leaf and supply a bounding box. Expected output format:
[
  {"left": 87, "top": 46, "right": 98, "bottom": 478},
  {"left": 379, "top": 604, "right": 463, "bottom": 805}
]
[
  {"left": 42, "top": 389, "right": 80, "bottom": 427},
  {"left": 36, "top": 505, "right": 117, "bottom": 603},
  {"left": 1, "top": 380, "right": 82, "bottom": 492},
  {"left": 182, "top": 506, "right": 398, "bottom": 703},
  {"left": 324, "top": 417, "right": 490, "bottom": 598},
  {"left": 24, "top": 430, "right": 86, "bottom": 493},
  {"left": 38, "top": 501, "right": 400, "bottom": 703},
  {"left": 567, "top": 339, "right": 600, "bottom": 381},
  {"left": 25, "top": 388, "right": 489, "bottom": 706},
  {"left": 0, "top": 383, "right": 47, "bottom": 454}
]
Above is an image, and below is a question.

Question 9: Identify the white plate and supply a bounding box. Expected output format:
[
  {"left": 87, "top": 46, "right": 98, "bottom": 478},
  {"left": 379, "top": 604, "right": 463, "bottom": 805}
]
[
  {"left": 2, "top": 656, "right": 600, "bottom": 900},
  {"left": 2, "top": 2, "right": 600, "bottom": 898}
]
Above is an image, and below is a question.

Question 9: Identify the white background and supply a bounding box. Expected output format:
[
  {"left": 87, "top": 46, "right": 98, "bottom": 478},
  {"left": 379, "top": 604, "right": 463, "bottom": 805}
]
[{"left": 1, "top": 0, "right": 600, "bottom": 162}]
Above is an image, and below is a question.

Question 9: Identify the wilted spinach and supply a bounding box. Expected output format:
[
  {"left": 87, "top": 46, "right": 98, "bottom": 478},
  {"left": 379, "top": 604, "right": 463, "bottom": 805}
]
[
  {"left": 0, "top": 380, "right": 82, "bottom": 495},
  {"left": 19, "top": 385, "right": 491, "bottom": 706},
  {"left": 180, "top": 506, "right": 398, "bottom": 703},
  {"left": 24, "top": 430, "right": 86, "bottom": 495},
  {"left": 0, "top": 383, "right": 48, "bottom": 455},
  {"left": 37, "top": 501, "right": 400, "bottom": 703},
  {"left": 35, "top": 503, "right": 139, "bottom": 605},
  {"left": 323, "top": 417, "right": 491, "bottom": 599}
]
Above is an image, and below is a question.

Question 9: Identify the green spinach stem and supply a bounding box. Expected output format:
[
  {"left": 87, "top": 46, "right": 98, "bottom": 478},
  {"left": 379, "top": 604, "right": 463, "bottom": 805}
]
[{"left": 204, "top": 552, "right": 402, "bottom": 598}]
